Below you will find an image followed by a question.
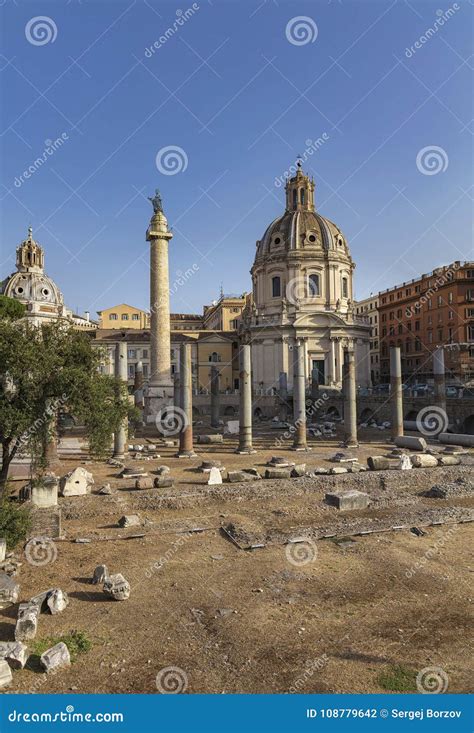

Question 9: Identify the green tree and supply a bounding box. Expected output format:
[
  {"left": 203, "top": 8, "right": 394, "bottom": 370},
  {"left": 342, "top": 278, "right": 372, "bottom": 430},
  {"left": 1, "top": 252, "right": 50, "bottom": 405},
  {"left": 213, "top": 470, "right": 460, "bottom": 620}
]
[
  {"left": 0, "top": 320, "right": 131, "bottom": 491},
  {"left": 0, "top": 295, "right": 26, "bottom": 321}
]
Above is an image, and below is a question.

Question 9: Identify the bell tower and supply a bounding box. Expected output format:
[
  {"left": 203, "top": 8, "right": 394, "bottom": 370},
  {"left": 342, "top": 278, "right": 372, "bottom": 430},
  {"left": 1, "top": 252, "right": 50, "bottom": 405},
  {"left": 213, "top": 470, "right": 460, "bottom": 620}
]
[
  {"left": 285, "top": 161, "right": 315, "bottom": 212},
  {"left": 16, "top": 227, "right": 45, "bottom": 273}
]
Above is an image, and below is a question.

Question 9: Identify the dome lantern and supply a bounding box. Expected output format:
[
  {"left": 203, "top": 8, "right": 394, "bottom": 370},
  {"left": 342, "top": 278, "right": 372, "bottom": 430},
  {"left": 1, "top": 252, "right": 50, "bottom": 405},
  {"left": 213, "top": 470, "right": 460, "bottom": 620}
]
[{"left": 285, "top": 161, "right": 315, "bottom": 213}]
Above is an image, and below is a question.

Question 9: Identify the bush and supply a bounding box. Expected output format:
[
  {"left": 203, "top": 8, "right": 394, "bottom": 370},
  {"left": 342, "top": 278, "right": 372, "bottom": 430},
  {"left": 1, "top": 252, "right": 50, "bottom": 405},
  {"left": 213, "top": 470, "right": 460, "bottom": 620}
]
[
  {"left": 0, "top": 498, "right": 31, "bottom": 549},
  {"left": 378, "top": 665, "right": 417, "bottom": 692},
  {"left": 32, "top": 630, "right": 92, "bottom": 662}
]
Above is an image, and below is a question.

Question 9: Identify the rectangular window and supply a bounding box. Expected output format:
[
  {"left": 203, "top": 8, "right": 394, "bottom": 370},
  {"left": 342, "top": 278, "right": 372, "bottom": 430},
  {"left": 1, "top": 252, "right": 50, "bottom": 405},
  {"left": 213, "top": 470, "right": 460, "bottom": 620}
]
[
  {"left": 109, "top": 313, "right": 118, "bottom": 320},
  {"left": 142, "top": 349, "right": 148, "bottom": 358},
  {"left": 131, "top": 314, "right": 140, "bottom": 321},
  {"left": 121, "top": 314, "right": 129, "bottom": 320},
  {"left": 448, "top": 311, "right": 454, "bottom": 320},
  {"left": 407, "top": 322, "right": 412, "bottom": 331},
  {"left": 428, "top": 332, "right": 433, "bottom": 344},
  {"left": 415, "top": 321, "right": 420, "bottom": 331},
  {"left": 438, "top": 329, "right": 443, "bottom": 341},
  {"left": 438, "top": 295, "right": 442, "bottom": 306},
  {"left": 142, "top": 364, "right": 149, "bottom": 378},
  {"left": 128, "top": 364, "right": 135, "bottom": 378},
  {"left": 128, "top": 349, "right": 136, "bottom": 358},
  {"left": 448, "top": 292, "right": 453, "bottom": 304}
]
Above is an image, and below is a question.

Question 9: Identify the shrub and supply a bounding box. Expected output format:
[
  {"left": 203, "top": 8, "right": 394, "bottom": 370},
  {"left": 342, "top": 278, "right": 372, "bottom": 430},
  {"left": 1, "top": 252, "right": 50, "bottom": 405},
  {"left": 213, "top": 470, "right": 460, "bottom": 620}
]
[{"left": 0, "top": 497, "right": 31, "bottom": 549}]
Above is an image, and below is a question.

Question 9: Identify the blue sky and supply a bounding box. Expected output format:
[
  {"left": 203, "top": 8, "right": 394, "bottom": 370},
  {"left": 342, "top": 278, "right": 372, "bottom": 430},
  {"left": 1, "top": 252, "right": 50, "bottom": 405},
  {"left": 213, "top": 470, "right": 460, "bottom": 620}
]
[{"left": 0, "top": 0, "right": 472, "bottom": 318}]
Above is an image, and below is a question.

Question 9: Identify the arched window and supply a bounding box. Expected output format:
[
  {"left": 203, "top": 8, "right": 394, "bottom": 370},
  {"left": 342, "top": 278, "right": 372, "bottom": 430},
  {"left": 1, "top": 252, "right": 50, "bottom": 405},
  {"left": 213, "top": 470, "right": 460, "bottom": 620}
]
[
  {"left": 292, "top": 189, "right": 297, "bottom": 208},
  {"left": 272, "top": 276, "right": 281, "bottom": 298},
  {"left": 342, "top": 277, "right": 348, "bottom": 298},
  {"left": 308, "top": 273, "right": 320, "bottom": 297},
  {"left": 300, "top": 188, "right": 305, "bottom": 205},
  {"left": 209, "top": 351, "right": 221, "bottom": 362}
]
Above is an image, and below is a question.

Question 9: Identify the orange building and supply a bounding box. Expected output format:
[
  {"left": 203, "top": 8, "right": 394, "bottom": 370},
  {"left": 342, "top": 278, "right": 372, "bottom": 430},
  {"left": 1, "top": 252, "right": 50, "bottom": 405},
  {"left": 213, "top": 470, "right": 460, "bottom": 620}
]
[{"left": 378, "top": 261, "right": 474, "bottom": 385}]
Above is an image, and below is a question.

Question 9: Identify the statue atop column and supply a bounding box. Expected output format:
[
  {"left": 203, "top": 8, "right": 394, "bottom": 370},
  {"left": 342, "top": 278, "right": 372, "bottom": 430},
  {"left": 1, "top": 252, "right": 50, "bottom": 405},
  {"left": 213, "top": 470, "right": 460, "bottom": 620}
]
[{"left": 148, "top": 189, "right": 163, "bottom": 214}]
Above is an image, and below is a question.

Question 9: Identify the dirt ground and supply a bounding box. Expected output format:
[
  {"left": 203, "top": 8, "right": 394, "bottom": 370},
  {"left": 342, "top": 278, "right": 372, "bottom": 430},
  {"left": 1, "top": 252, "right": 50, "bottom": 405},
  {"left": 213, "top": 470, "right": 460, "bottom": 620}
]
[{"left": 2, "top": 427, "right": 474, "bottom": 694}]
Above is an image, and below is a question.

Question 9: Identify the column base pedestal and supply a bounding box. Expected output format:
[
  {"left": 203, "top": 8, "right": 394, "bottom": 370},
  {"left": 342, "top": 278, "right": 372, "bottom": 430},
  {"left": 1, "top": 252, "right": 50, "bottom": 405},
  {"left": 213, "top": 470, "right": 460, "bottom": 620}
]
[
  {"left": 291, "top": 445, "right": 311, "bottom": 452},
  {"left": 176, "top": 451, "right": 198, "bottom": 459},
  {"left": 342, "top": 440, "right": 359, "bottom": 449},
  {"left": 235, "top": 448, "right": 257, "bottom": 455}
]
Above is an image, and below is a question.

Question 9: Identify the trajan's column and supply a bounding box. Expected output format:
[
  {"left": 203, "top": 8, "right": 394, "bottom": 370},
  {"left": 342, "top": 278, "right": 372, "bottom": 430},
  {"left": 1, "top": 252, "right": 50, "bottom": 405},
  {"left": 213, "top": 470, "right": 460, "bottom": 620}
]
[{"left": 145, "top": 189, "right": 174, "bottom": 425}]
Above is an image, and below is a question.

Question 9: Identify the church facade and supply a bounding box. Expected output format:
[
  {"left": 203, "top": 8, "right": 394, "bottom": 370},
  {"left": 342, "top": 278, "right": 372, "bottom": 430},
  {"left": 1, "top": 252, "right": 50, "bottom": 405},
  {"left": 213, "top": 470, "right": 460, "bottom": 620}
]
[{"left": 243, "top": 165, "right": 370, "bottom": 390}]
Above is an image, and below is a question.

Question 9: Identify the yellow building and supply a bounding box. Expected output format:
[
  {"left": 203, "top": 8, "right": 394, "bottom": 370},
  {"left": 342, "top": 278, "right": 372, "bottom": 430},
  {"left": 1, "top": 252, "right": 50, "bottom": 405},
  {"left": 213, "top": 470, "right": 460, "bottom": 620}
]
[
  {"left": 203, "top": 294, "right": 247, "bottom": 331},
  {"left": 97, "top": 303, "right": 149, "bottom": 329}
]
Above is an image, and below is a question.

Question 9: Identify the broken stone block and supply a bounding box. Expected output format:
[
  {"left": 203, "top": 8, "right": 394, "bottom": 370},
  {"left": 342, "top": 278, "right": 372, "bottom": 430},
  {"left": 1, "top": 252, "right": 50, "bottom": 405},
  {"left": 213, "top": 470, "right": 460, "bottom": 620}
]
[
  {"left": 394, "top": 454, "right": 412, "bottom": 470},
  {"left": 0, "top": 659, "right": 12, "bottom": 689},
  {"left": 411, "top": 454, "right": 438, "bottom": 468},
  {"left": 103, "top": 573, "right": 130, "bottom": 601},
  {"left": 200, "top": 460, "right": 223, "bottom": 473},
  {"left": 118, "top": 515, "right": 140, "bottom": 528},
  {"left": 424, "top": 486, "right": 448, "bottom": 499},
  {"left": 311, "top": 467, "right": 329, "bottom": 475},
  {"left": 329, "top": 466, "right": 348, "bottom": 475},
  {"left": 119, "top": 467, "right": 148, "bottom": 479},
  {"left": 153, "top": 477, "right": 174, "bottom": 489},
  {"left": 207, "top": 467, "right": 222, "bottom": 485},
  {"left": 291, "top": 464, "right": 306, "bottom": 477},
  {"left": 0, "top": 572, "right": 20, "bottom": 609},
  {"left": 47, "top": 589, "right": 69, "bottom": 615},
  {"left": 266, "top": 456, "right": 294, "bottom": 467},
  {"left": 264, "top": 468, "right": 292, "bottom": 479},
  {"left": 394, "top": 436, "right": 427, "bottom": 451},
  {"left": 98, "top": 483, "right": 114, "bottom": 495},
  {"left": 227, "top": 470, "right": 260, "bottom": 483},
  {"left": 348, "top": 463, "right": 365, "bottom": 473},
  {"left": 367, "top": 456, "right": 391, "bottom": 471},
  {"left": 437, "top": 455, "right": 461, "bottom": 466},
  {"left": 325, "top": 490, "right": 370, "bottom": 511},
  {"left": 135, "top": 477, "right": 154, "bottom": 490},
  {"left": 59, "top": 467, "right": 94, "bottom": 497},
  {"left": 92, "top": 564, "right": 108, "bottom": 585},
  {"left": 0, "top": 641, "right": 28, "bottom": 669},
  {"left": 197, "top": 434, "right": 223, "bottom": 444},
  {"left": 40, "top": 641, "right": 71, "bottom": 673},
  {"left": 0, "top": 538, "right": 5, "bottom": 563},
  {"left": 29, "top": 589, "right": 54, "bottom": 611},
  {"left": 156, "top": 465, "right": 171, "bottom": 475},
  {"left": 107, "top": 458, "right": 124, "bottom": 468},
  {"left": 242, "top": 468, "right": 261, "bottom": 479},
  {"left": 15, "top": 602, "right": 40, "bottom": 641}
]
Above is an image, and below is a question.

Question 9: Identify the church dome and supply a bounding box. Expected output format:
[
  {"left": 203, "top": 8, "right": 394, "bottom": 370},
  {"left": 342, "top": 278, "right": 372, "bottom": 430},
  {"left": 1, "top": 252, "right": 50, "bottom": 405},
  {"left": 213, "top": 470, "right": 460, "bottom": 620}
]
[
  {"left": 250, "top": 164, "right": 355, "bottom": 319},
  {"left": 0, "top": 228, "right": 66, "bottom": 321},
  {"left": 255, "top": 164, "right": 352, "bottom": 263}
]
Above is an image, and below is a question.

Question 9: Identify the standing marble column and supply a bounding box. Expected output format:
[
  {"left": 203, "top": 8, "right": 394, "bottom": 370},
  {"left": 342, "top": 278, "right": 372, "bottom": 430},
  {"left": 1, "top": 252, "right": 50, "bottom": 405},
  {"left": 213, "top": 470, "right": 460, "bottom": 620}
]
[
  {"left": 343, "top": 349, "right": 358, "bottom": 447},
  {"left": 236, "top": 344, "right": 255, "bottom": 454},
  {"left": 433, "top": 347, "right": 447, "bottom": 415},
  {"left": 133, "top": 361, "right": 144, "bottom": 409},
  {"left": 279, "top": 371, "right": 289, "bottom": 421},
  {"left": 177, "top": 342, "right": 196, "bottom": 458},
  {"left": 113, "top": 342, "right": 128, "bottom": 459},
  {"left": 210, "top": 366, "right": 220, "bottom": 428},
  {"left": 390, "top": 346, "right": 404, "bottom": 439},
  {"left": 145, "top": 192, "right": 174, "bottom": 424},
  {"left": 292, "top": 340, "right": 308, "bottom": 451},
  {"left": 311, "top": 365, "right": 320, "bottom": 401}
]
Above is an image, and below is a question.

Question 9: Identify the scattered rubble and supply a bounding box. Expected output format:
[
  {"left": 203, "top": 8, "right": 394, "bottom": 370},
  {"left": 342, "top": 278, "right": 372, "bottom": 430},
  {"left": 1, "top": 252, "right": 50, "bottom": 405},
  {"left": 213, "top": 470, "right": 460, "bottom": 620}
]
[
  {"left": 325, "top": 490, "right": 370, "bottom": 511},
  {"left": 0, "top": 641, "right": 28, "bottom": 670},
  {"left": 0, "top": 572, "right": 20, "bottom": 609},
  {"left": 60, "top": 467, "right": 94, "bottom": 497},
  {"left": 103, "top": 573, "right": 130, "bottom": 601},
  {"left": 118, "top": 515, "right": 141, "bottom": 528},
  {"left": 92, "top": 565, "right": 109, "bottom": 584},
  {"left": 47, "top": 589, "right": 69, "bottom": 615},
  {"left": 40, "top": 642, "right": 71, "bottom": 673},
  {"left": 0, "top": 659, "right": 12, "bottom": 688}
]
